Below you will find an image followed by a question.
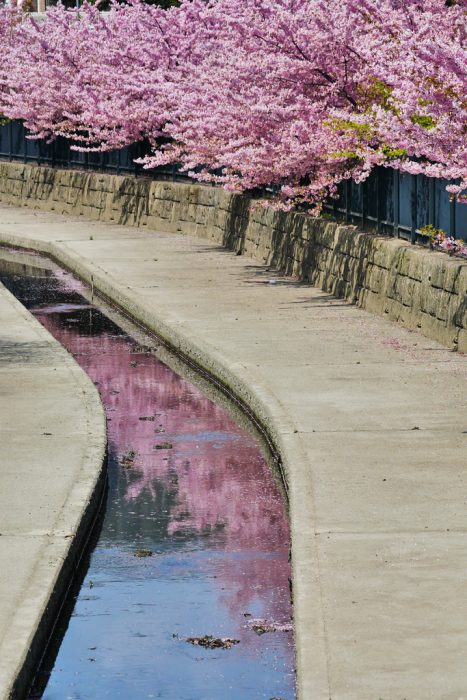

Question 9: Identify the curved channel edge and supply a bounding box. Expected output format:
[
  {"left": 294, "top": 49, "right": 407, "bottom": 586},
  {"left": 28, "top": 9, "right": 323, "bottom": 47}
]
[{"left": 0, "top": 281, "right": 107, "bottom": 700}]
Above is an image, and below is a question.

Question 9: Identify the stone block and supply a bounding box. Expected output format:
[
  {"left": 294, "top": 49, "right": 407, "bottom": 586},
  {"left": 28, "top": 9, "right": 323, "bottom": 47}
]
[
  {"left": 419, "top": 312, "right": 458, "bottom": 347},
  {"left": 405, "top": 251, "right": 424, "bottom": 282},
  {"left": 366, "top": 264, "right": 384, "bottom": 294},
  {"left": 359, "top": 287, "right": 385, "bottom": 315},
  {"left": 450, "top": 296, "right": 466, "bottom": 330},
  {"left": 426, "top": 255, "right": 461, "bottom": 292},
  {"left": 395, "top": 276, "right": 416, "bottom": 308},
  {"left": 455, "top": 266, "right": 467, "bottom": 296},
  {"left": 457, "top": 328, "right": 467, "bottom": 353}
]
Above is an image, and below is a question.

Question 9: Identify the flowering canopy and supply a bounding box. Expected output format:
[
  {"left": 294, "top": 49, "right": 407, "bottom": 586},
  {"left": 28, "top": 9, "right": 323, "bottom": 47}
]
[{"left": 0, "top": 0, "right": 466, "bottom": 208}]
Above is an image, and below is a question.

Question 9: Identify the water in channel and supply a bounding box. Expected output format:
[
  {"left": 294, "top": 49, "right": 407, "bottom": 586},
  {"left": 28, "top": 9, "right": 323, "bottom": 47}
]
[{"left": 0, "top": 249, "right": 295, "bottom": 700}]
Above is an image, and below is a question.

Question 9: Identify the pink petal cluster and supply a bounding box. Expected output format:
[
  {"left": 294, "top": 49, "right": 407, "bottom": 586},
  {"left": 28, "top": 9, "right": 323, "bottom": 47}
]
[
  {"left": 0, "top": 0, "right": 466, "bottom": 208},
  {"left": 439, "top": 236, "right": 467, "bottom": 255},
  {"left": 425, "top": 227, "right": 467, "bottom": 255}
]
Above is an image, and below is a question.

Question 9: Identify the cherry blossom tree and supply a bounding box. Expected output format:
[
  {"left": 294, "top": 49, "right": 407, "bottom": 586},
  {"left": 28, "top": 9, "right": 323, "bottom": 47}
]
[
  {"left": 138, "top": 0, "right": 467, "bottom": 208},
  {"left": 0, "top": 2, "right": 178, "bottom": 147},
  {"left": 0, "top": 0, "right": 465, "bottom": 208}
]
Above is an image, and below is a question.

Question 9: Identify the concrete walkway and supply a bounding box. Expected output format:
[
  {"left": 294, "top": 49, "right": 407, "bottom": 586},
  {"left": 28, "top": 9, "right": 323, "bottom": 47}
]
[
  {"left": 0, "top": 204, "right": 466, "bottom": 699},
  {"left": 0, "top": 273, "right": 106, "bottom": 699}
]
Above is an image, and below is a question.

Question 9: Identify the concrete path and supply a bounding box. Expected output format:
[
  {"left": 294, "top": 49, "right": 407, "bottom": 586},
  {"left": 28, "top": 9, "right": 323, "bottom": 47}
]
[
  {"left": 0, "top": 204, "right": 466, "bottom": 700},
  {"left": 0, "top": 273, "right": 106, "bottom": 699}
]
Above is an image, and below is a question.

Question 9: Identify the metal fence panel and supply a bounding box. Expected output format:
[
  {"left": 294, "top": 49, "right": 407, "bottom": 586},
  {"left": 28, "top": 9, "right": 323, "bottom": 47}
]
[{"left": 329, "top": 167, "right": 465, "bottom": 242}]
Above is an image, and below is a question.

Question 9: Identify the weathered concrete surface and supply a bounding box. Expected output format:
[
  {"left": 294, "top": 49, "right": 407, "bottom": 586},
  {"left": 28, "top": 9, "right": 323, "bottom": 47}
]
[
  {"left": 0, "top": 162, "right": 466, "bottom": 352},
  {"left": 0, "top": 279, "right": 106, "bottom": 699},
  {"left": 0, "top": 204, "right": 466, "bottom": 700}
]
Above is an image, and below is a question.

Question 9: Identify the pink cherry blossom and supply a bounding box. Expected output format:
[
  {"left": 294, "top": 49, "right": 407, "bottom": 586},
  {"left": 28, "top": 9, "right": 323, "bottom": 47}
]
[{"left": 0, "top": 0, "right": 465, "bottom": 208}]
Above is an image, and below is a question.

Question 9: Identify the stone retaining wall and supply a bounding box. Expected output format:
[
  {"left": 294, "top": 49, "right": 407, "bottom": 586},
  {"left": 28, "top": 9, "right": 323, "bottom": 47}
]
[{"left": 0, "top": 161, "right": 465, "bottom": 351}]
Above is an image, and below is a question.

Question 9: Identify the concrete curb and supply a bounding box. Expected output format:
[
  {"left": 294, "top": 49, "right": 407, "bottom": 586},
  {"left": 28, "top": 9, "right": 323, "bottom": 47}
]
[{"left": 0, "top": 282, "right": 107, "bottom": 700}]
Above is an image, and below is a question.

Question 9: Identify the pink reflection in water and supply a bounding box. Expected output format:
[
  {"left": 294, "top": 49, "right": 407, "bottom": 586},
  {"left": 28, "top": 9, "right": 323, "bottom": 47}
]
[{"left": 34, "top": 303, "right": 292, "bottom": 629}]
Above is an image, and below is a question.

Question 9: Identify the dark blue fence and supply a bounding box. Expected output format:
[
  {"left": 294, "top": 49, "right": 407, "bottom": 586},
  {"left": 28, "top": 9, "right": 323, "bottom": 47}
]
[
  {"left": 0, "top": 119, "right": 189, "bottom": 182},
  {"left": 324, "top": 168, "right": 466, "bottom": 243},
  {"left": 0, "top": 119, "right": 465, "bottom": 242}
]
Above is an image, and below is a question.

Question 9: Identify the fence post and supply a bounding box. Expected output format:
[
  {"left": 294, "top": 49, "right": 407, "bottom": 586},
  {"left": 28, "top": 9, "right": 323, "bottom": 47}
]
[
  {"left": 361, "top": 179, "right": 367, "bottom": 229},
  {"left": 429, "top": 177, "right": 435, "bottom": 229},
  {"left": 9, "top": 121, "right": 13, "bottom": 162},
  {"left": 376, "top": 168, "right": 381, "bottom": 233},
  {"left": 450, "top": 197, "right": 456, "bottom": 239},
  {"left": 410, "top": 175, "right": 418, "bottom": 244},
  {"left": 345, "top": 179, "right": 351, "bottom": 223},
  {"left": 392, "top": 170, "right": 400, "bottom": 238}
]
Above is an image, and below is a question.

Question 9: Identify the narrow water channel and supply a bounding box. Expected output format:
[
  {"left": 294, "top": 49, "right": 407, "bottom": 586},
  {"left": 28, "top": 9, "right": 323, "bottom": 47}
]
[{"left": 0, "top": 249, "right": 295, "bottom": 700}]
